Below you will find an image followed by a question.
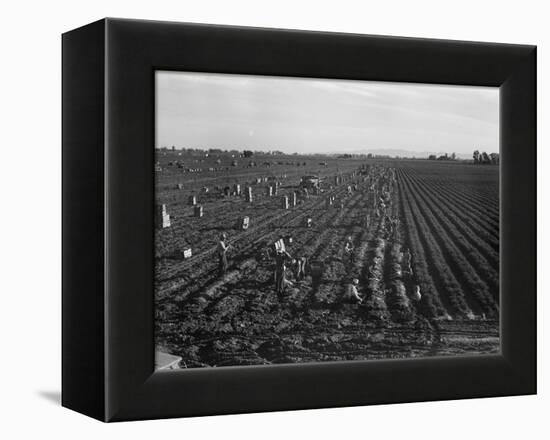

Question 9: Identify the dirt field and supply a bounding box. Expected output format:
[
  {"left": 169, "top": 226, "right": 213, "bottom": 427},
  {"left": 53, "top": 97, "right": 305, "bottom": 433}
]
[{"left": 154, "top": 151, "right": 499, "bottom": 368}]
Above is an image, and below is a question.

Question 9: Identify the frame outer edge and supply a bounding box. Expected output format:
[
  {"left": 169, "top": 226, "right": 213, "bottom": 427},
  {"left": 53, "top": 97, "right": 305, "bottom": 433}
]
[
  {"left": 62, "top": 18, "right": 107, "bottom": 421},
  {"left": 99, "top": 19, "right": 537, "bottom": 421},
  {"left": 500, "top": 46, "right": 537, "bottom": 393}
]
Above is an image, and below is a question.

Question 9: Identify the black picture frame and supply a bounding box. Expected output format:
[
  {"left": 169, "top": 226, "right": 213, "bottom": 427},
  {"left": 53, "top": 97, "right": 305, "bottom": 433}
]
[{"left": 62, "top": 18, "right": 536, "bottom": 422}]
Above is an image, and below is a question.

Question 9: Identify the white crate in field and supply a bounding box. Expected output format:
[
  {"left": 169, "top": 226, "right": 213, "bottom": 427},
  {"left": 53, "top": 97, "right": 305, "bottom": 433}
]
[
  {"left": 155, "top": 204, "right": 171, "bottom": 228},
  {"left": 242, "top": 216, "right": 250, "bottom": 230},
  {"left": 282, "top": 195, "right": 289, "bottom": 209},
  {"left": 183, "top": 248, "right": 192, "bottom": 259},
  {"left": 274, "top": 238, "right": 285, "bottom": 252}
]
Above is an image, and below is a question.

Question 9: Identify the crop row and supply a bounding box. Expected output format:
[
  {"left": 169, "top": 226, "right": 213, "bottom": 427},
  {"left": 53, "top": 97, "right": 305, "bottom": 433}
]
[
  {"left": 403, "top": 170, "right": 499, "bottom": 294},
  {"left": 406, "top": 173, "right": 499, "bottom": 270},
  {"left": 406, "top": 171, "right": 499, "bottom": 252},
  {"left": 409, "top": 169, "right": 500, "bottom": 237},
  {"left": 156, "top": 183, "right": 351, "bottom": 289},
  {"left": 399, "top": 169, "right": 498, "bottom": 316},
  {"left": 398, "top": 171, "right": 473, "bottom": 318},
  {"left": 158, "top": 182, "right": 366, "bottom": 301}
]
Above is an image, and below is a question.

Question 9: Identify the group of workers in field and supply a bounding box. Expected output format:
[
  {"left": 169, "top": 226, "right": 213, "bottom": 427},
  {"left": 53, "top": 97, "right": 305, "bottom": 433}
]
[
  {"left": 217, "top": 233, "right": 307, "bottom": 297},
  {"left": 216, "top": 232, "right": 412, "bottom": 306},
  {"left": 215, "top": 165, "right": 417, "bottom": 305},
  {"left": 267, "top": 236, "right": 365, "bottom": 304}
]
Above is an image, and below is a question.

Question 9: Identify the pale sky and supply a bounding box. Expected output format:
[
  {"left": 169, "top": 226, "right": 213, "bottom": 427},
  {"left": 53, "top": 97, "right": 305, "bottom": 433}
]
[{"left": 156, "top": 71, "right": 499, "bottom": 155}]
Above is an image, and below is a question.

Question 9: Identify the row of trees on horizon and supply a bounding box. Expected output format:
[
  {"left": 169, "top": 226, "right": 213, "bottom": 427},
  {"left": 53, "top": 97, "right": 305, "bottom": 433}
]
[
  {"left": 473, "top": 150, "right": 499, "bottom": 165},
  {"left": 156, "top": 146, "right": 499, "bottom": 164},
  {"left": 427, "top": 151, "right": 499, "bottom": 164}
]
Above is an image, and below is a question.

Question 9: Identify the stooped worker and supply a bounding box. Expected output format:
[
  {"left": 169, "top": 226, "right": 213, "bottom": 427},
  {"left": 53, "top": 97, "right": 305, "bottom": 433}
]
[
  {"left": 217, "top": 233, "right": 231, "bottom": 277},
  {"left": 378, "top": 198, "right": 386, "bottom": 217},
  {"left": 345, "top": 279, "right": 363, "bottom": 304},
  {"left": 402, "top": 247, "right": 413, "bottom": 277},
  {"left": 274, "top": 240, "right": 293, "bottom": 295},
  {"left": 343, "top": 236, "right": 355, "bottom": 267},
  {"left": 413, "top": 284, "right": 422, "bottom": 301},
  {"left": 391, "top": 216, "right": 400, "bottom": 239}
]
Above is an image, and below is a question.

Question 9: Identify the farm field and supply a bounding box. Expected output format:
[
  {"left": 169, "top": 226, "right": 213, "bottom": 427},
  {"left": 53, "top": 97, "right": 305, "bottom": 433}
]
[{"left": 155, "top": 151, "right": 499, "bottom": 368}]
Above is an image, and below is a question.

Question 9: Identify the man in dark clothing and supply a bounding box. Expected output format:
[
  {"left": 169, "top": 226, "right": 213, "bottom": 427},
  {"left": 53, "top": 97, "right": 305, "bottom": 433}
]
[
  {"left": 309, "top": 261, "right": 324, "bottom": 291},
  {"left": 343, "top": 236, "right": 355, "bottom": 268}
]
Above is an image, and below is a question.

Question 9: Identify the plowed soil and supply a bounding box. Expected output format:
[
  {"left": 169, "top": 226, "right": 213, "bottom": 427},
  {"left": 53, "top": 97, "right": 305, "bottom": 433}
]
[{"left": 155, "top": 152, "right": 499, "bottom": 368}]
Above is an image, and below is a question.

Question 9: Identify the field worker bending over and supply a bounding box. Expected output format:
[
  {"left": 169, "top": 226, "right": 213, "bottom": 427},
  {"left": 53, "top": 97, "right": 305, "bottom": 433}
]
[
  {"left": 217, "top": 233, "right": 231, "bottom": 277},
  {"left": 343, "top": 236, "right": 355, "bottom": 267},
  {"left": 391, "top": 216, "right": 400, "bottom": 239},
  {"left": 379, "top": 196, "right": 386, "bottom": 209},
  {"left": 413, "top": 285, "right": 422, "bottom": 301},
  {"left": 345, "top": 279, "right": 363, "bottom": 304}
]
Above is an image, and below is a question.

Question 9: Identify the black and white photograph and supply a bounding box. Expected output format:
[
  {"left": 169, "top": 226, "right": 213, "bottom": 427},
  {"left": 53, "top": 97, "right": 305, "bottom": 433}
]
[
  {"left": 154, "top": 71, "right": 500, "bottom": 369},
  {"left": 1, "top": 0, "right": 542, "bottom": 434}
]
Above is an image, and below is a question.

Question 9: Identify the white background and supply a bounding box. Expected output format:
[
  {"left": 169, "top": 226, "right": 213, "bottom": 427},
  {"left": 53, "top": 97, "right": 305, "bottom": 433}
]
[{"left": 0, "top": 0, "right": 546, "bottom": 438}]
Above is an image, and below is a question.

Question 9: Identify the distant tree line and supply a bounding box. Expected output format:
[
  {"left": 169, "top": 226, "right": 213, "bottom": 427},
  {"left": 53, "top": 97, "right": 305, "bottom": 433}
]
[
  {"left": 425, "top": 151, "right": 499, "bottom": 165},
  {"left": 428, "top": 153, "right": 457, "bottom": 161},
  {"left": 473, "top": 150, "right": 499, "bottom": 165},
  {"left": 366, "top": 153, "right": 392, "bottom": 159},
  {"left": 156, "top": 147, "right": 259, "bottom": 157}
]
